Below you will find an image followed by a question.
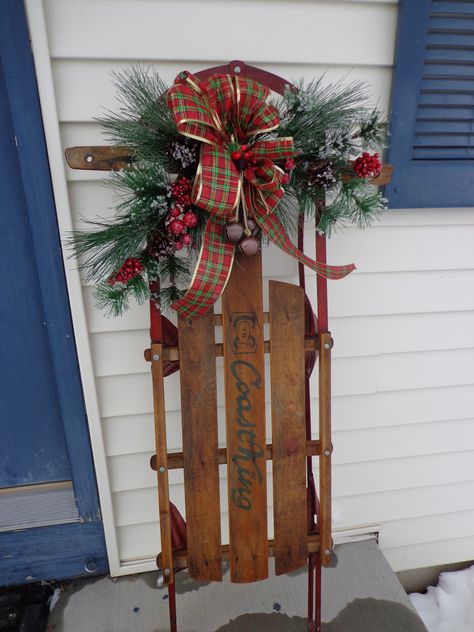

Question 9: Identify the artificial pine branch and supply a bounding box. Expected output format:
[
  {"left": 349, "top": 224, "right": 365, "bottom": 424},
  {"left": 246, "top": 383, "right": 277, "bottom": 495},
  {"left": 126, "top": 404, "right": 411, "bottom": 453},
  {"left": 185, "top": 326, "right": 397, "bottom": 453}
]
[
  {"left": 95, "top": 275, "right": 149, "bottom": 317},
  {"left": 157, "top": 254, "right": 191, "bottom": 287},
  {"left": 278, "top": 78, "right": 371, "bottom": 156},
  {"left": 357, "top": 109, "right": 388, "bottom": 148},
  {"left": 158, "top": 286, "right": 186, "bottom": 311},
  {"left": 319, "top": 179, "right": 386, "bottom": 234},
  {"left": 98, "top": 66, "right": 177, "bottom": 167},
  {"left": 70, "top": 217, "right": 148, "bottom": 282}
]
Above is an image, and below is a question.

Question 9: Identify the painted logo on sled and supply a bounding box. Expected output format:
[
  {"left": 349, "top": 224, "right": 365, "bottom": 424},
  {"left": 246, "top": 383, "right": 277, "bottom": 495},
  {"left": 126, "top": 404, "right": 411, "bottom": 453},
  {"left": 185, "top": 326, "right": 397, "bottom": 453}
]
[{"left": 229, "top": 312, "right": 261, "bottom": 355}]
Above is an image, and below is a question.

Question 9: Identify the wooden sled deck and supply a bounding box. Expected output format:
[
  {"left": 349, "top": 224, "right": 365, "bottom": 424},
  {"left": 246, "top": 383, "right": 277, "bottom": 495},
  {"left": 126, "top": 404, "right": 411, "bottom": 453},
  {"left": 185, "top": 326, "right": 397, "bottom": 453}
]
[{"left": 147, "top": 252, "right": 332, "bottom": 586}]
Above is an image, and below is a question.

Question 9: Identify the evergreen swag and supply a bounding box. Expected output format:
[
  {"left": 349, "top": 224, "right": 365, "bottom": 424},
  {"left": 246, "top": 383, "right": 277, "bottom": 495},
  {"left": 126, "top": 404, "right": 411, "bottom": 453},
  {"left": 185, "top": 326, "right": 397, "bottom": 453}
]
[{"left": 70, "top": 67, "right": 387, "bottom": 316}]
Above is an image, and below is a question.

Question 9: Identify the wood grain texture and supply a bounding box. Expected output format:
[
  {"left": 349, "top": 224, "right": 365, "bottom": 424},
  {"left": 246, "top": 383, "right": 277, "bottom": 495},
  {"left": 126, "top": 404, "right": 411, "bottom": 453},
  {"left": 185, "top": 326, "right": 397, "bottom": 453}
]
[
  {"left": 64, "top": 146, "right": 133, "bottom": 170},
  {"left": 222, "top": 253, "right": 268, "bottom": 583},
  {"left": 319, "top": 332, "right": 333, "bottom": 567},
  {"left": 178, "top": 310, "right": 222, "bottom": 581},
  {"left": 269, "top": 281, "right": 308, "bottom": 575},
  {"left": 150, "top": 343, "right": 173, "bottom": 584}
]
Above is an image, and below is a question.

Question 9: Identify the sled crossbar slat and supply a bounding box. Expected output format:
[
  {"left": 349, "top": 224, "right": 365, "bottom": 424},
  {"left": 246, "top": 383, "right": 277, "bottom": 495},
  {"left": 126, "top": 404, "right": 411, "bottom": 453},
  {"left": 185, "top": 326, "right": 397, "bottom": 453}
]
[
  {"left": 149, "top": 439, "right": 320, "bottom": 471},
  {"left": 157, "top": 534, "right": 321, "bottom": 573},
  {"left": 178, "top": 311, "right": 222, "bottom": 581},
  {"left": 144, "top": 335, "right": 320, "bottom": 362},
  {"left": 269, "top": 280, "right": 308, "bottom": 575}
]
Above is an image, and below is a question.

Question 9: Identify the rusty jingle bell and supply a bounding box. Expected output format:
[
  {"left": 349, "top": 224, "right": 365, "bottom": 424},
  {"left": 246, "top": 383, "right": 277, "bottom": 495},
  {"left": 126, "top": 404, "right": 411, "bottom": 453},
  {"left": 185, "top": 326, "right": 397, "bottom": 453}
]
[
  {"left": 239, "top": 235, "right": 260, "bottom": 256},
  {"left": 225, "top": 219, "right": 260, "bottom": 257}
]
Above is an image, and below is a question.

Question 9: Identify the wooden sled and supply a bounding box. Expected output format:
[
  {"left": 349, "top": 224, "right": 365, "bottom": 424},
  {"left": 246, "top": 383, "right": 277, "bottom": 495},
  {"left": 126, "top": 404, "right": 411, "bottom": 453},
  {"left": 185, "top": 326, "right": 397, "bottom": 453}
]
[
  {"left": 146, "top": 247, "right": 331, "bottom": 630},
  {"left": 65, "top": 60, "right": 392, "bottom": 632},
  {"left": 140, "top": 65, "right": 333, "bottom": 632}
]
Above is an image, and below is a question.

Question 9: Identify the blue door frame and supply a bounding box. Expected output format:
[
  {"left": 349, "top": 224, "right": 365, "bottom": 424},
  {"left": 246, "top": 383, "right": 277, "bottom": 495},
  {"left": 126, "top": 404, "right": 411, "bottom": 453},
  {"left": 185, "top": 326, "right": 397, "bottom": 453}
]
[{"left": 0, "top": 0, "right": 108, "bottom": 584}]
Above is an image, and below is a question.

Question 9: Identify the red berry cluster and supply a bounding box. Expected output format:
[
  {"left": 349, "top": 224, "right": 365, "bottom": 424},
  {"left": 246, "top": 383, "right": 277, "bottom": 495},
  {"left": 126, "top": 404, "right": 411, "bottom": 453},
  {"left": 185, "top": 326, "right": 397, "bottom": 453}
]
[
  {"left": 168, "top": 176, "right": 198, "bottom": 251},
  {"left": 352, "top": 152, "right": 382, "bottom": 178},
  {"left": 231, "top": 144, "right": 259, "bottom": 170},
  {"left": 108, "top": 258, "right": 143, "bottom": 285},
  {"left": 170, "top": 176, "right": 192, "bottom": 207}
]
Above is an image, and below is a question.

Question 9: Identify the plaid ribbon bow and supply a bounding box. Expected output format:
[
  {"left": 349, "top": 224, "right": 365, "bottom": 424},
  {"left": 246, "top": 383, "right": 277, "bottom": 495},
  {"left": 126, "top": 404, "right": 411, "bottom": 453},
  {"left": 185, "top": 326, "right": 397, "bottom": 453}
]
[{"left": 167, "top": 71, "right": 355, "bottom": 318}]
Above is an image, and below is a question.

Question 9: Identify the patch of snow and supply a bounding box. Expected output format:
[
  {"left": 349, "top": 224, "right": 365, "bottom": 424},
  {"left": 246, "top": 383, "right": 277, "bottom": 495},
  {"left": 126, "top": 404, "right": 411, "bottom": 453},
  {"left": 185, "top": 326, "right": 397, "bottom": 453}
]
[
  {"left": 48, "top": 587, "right": 62, "bottom": 611},
  {"left": 409, "top": 565, "right": 474, "bottom": 632}
]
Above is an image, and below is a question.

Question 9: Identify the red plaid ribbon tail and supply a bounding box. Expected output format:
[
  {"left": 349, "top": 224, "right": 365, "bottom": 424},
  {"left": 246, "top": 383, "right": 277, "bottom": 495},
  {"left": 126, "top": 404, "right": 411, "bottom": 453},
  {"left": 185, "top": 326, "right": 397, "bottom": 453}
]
[
  {"left": 171, "top": 219, "right": 235, "bottom": 319},
  {"left": 255, "top": 212, "right": 356, "bottom": 280}
]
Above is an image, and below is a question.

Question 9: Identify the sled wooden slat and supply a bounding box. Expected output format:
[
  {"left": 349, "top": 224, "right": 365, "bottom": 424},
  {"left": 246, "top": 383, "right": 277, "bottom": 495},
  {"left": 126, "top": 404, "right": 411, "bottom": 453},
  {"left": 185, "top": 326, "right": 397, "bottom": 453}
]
[
  {"left": 222, "top": 253, "right": 268, "bottom": 583},
  {"left": 269, "top": 281, "right": 308, "bottom": 575},
  {"left": 150, "top": 343, "right": 174, "bottom": 584},
  {"left": 178, "top": 311, "right": 222, "bottom": 581}
]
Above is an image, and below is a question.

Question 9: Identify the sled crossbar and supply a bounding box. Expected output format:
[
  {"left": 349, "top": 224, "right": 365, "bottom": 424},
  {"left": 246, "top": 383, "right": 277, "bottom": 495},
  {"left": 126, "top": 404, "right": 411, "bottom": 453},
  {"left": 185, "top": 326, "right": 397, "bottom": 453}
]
[
  {"left": 149, "top": 440, "right": 321, "bottom": 471},
  {"left": 158, "top": 534, "right": 321, "bottom": 573},
  {"left": 144, "top": 334, "right": 321, "bottom": 362}
]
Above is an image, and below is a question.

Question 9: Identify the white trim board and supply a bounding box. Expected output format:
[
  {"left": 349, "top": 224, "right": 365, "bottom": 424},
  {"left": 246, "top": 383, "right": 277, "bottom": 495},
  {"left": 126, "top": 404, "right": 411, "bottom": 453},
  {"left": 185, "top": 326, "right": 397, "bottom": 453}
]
[{"left": 25, "top": 0, "right": 121, "bottom": 575}]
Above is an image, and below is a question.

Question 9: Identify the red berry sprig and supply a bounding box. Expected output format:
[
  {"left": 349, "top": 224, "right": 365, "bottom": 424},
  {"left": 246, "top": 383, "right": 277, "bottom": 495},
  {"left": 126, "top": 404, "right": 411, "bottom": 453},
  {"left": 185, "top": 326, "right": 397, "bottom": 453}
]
[
  {"left": 352, "top": 152, "right": 382, "bottom": 178},
  {"left": 165, "top": 177, "right": 200, "bottom": 252},
  {"left": 108, "top": 258, "right": 143, "bottom": 285},
  {"left": 170, "top": 176, "right": 193, "bottom": 207}
]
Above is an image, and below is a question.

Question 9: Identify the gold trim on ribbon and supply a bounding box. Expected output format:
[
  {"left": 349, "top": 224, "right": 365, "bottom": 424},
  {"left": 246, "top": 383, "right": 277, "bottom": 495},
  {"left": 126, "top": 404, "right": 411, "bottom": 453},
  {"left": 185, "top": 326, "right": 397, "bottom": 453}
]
[
  {"left": 176, "top": 127, "right": 219, "bottom": 148},
  {"left": 246, "top": 121, "right": 280, "bottom": 137},
  {"left": 235, "top": 75, "right": 241, "bottom": 125},
  {"left": 177, "top": 116, "right": 220, "bottom": 130},
  {"left": 185, "top": 75, "right": 203, "bottom": 94},
  {"left": 187, "top": 229, "right": 207, "bottom": 289},
  {"left": 192, "top": 151, "right": 204, "bottom": 207}
]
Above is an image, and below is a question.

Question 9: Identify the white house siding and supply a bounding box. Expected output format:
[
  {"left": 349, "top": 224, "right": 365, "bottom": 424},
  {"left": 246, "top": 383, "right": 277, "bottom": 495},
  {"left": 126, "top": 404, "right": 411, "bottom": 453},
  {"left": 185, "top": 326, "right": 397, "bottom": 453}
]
[{"left": 27, "top": 0, "right": 474, "bottom": 575}]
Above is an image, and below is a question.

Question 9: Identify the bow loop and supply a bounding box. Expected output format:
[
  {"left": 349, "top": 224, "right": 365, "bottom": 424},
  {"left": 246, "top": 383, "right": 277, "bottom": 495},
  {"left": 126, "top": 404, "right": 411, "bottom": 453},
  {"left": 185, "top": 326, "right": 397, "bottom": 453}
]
[
  {"left": 167, "top": 72, "right": 224, "bottom": 146},
  {"left": 234, "top": 77, "right": 280, "bottom": 136},
  {"left": 244, "top": 159, "right": 285, "bottom": 193},
  {"left": 252, "top": 137, "right": 295, "bottom": 161}
]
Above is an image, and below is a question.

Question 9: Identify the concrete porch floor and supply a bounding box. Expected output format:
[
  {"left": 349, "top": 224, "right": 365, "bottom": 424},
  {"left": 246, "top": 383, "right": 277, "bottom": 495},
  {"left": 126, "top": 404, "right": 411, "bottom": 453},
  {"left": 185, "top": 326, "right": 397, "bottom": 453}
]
[{"left": 46, "top": 539, "right": 427, "bottom": 631}]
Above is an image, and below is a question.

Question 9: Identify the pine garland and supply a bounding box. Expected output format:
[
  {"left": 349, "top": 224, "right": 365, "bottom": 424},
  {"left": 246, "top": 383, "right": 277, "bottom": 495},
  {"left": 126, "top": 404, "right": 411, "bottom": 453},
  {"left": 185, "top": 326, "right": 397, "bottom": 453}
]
[{"left": 70, "top": 67, "right": 388, "bottom": 316}]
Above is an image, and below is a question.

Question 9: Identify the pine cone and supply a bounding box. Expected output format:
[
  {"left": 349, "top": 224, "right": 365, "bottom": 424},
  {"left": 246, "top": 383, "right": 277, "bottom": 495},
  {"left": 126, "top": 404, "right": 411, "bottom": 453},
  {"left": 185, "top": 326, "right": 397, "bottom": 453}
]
[
  {"left": 168, "top": 137, "right": 199, "bottom": 171},
  {"left": 306, "top": 160, "right": 337, "bottom": 190},
  {"left": 149, "top": 232, "right": 176, "bottom": 259}
]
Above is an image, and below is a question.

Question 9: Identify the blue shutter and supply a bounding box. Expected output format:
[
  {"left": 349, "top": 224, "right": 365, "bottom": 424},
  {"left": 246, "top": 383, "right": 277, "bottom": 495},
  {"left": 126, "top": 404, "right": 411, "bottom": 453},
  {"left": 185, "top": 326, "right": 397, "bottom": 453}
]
[{"left": 386, "top": 0, "right": 474, "bottom": 208}]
